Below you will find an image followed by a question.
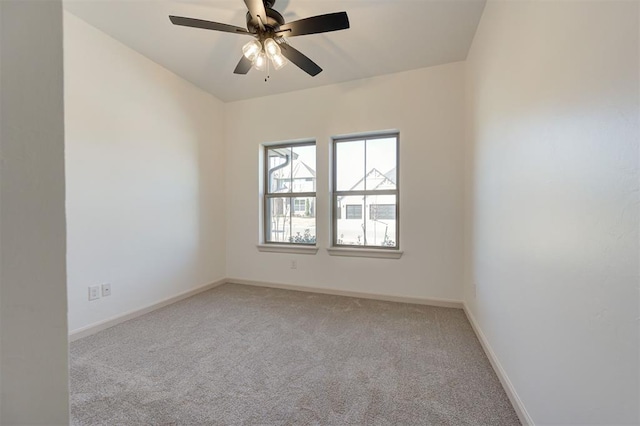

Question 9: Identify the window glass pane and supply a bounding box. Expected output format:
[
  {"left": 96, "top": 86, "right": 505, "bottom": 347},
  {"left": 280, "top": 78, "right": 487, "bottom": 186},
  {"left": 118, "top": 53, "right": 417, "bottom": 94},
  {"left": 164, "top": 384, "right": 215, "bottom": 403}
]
[
  {"left": 365, "top": 137, "right": 396, "bottom": 190},
  {"left": 266, "top": 197, "right": 291, "bottom": 242},
  {"left": 365, "top": 194, "right": 397, "bottom": 247},
  {"left": 336, "top": 140, "right": 365, "bottom": 191},
  {"left": 335, "top": 195, "right": 365, "bottom": 246},
  {"left": 290, "top": 197, "right": 316, "bottom": 244},
  {"left": 291, "top": 145, "right": 316, "bottom": 193},
  {"left": 267, "top": 147, "right": 292, "bottom": 194}
]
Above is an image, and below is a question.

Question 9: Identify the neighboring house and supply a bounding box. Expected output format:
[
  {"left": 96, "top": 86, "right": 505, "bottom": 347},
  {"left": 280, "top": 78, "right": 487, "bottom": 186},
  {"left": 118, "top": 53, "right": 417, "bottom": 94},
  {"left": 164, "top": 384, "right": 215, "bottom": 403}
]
[{"left": 336, "top": 167, "right": 396, "bottom": 222}]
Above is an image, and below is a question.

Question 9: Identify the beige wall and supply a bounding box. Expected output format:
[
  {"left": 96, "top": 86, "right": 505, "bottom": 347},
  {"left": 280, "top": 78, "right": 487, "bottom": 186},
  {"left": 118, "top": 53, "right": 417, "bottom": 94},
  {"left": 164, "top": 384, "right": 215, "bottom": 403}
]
[
  {"left": 464, "top": 1, "right": 639, "bottom": 424},
  {"left": 0, "top": 1, "right": 69, "bottom": 424},
  {"left": 64, "top": 12, "right": 227, "bottom": 333},
  {"left": 225, "top": 63, "right": 466, "bottom": 302}
]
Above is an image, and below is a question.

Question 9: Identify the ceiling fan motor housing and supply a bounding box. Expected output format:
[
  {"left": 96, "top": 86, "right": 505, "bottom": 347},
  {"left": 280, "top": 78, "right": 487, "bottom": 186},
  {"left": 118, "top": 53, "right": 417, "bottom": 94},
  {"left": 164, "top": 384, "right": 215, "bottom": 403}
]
[{"left": 246, "top": 4, "right": 284, "bottom": 33}]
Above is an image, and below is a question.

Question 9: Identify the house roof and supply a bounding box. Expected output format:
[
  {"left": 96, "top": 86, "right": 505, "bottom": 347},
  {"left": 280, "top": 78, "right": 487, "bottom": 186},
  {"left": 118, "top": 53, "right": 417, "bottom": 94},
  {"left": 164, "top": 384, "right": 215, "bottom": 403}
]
[
  {"left": 346, "top": 167, "right": 396, "bottom": 192},
  {"left": 384, "top": 167, "right": 397, "bottom": 185},
  {"left": 272, "top": 158, "right": 315, "bottom": 180},
  {"left": 336, "top": 167, "right": 396, "bottom": 202}
]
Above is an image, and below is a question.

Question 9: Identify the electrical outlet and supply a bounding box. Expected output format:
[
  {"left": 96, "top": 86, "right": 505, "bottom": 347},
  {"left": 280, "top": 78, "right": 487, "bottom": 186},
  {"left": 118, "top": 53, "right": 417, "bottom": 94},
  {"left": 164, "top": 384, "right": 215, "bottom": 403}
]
[
  {"left": 102, "top": 283, "right": 111, "bottom": 297},
  {"left": 88, "top": 285, "right": 101, "bottom": 301},
  {"left": 290, "top": 260, "right": 297, "bottom": 269}
]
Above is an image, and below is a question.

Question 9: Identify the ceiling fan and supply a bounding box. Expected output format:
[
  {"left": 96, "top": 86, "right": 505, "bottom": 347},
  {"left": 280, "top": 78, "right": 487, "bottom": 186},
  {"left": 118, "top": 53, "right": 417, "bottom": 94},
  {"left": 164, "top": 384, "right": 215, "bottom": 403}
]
[{"left": 169, "top": 0, "right": 349, "bottom": 77}]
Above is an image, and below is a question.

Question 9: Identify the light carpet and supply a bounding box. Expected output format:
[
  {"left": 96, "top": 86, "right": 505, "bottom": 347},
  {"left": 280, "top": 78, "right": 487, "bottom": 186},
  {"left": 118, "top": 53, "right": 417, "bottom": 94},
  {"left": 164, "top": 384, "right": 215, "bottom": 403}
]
[{"left": 70, "top": 283, "right": 520, "bottom": 425}]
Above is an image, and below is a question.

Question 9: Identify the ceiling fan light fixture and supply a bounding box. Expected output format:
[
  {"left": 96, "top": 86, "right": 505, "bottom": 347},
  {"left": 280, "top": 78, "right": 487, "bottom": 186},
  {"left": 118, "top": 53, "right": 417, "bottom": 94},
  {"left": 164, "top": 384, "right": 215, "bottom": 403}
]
[
  {"left": 253, "top": 51, "right": 267, "bottom": 71},
  {"left": 242, "top": 39, "right": 262, "bottom": 61},
  {"left": 170, "top": 4, "right": 350, "bottom": 77},
  {"left": 264, "top": 38, "right": 281, "bottom": 59},
  {"left": 270, "top": 53, "right": 287, "bottom": 70}
]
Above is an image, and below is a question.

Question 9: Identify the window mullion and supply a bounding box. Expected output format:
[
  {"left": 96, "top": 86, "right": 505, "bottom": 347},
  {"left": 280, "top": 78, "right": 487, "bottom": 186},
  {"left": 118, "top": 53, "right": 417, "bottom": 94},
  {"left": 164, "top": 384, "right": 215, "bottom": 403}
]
[
  {"left": 289, "top": 197, "right": 293, "bottom": 243},
  {"left": 265, "top": 192, "right": 315, "bottom": 198},
  {"left": 334, "top": 189, "right": 398, "bottom": 197},
  {"left": 363, "top": 139, "right": 367, "bottom": 242}
]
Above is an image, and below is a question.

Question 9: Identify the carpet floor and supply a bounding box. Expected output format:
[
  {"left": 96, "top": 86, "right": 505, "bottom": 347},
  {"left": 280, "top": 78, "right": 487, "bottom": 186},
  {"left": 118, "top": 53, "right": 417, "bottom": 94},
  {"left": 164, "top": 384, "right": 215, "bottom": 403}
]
[{"left": 70, "top": 283, "right": 520, "bottom": 425}]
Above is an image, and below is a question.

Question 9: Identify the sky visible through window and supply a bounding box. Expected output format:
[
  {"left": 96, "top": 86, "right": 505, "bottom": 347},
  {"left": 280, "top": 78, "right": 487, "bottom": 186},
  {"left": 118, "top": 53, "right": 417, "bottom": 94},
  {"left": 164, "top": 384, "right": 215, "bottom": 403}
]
[
  {"left": 337, "top": 137, "right": 397, "bottom": 190},
  {"left": 293, "top": 145, "right": 315, "bottom": 178}
]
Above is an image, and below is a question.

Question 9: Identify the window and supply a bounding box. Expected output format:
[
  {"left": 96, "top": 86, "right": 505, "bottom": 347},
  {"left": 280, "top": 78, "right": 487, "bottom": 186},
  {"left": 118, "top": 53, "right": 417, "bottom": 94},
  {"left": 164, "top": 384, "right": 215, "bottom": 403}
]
[
  {"left": 345, "top": 205, "right": 362, "bottom": 219},
  {"left": 293, "top": 199, "right": 306, "bottom": 214},
  {"left": 370, "top": 204, "right": 395, "bottom": 220},
  {"left": 264, "top": 142, "right": 316, "bottom": 245},
  {"left": 333, "top": 134, "right": 399, "bottom": 249}
]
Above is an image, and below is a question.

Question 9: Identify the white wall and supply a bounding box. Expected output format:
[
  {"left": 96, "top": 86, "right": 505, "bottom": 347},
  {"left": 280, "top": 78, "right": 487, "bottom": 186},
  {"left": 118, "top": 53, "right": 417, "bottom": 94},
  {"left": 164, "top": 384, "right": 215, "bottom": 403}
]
[
  {"left": 0, "top": 1, "right": 69, "bottom": 424},
  {"left": 64, "top": 12, "right": 227, "bottom": 333},
  {"left": 225, "top": 63, "right": 466, "bottom": 302},
  {"left": 464, "top": 1, "right": 639, "bottom": 424}
]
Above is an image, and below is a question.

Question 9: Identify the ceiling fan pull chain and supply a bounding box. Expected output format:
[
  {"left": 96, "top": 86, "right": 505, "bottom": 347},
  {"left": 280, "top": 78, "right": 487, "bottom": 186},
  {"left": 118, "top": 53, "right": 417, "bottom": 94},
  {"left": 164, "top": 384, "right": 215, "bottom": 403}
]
[{"left": 265, "top": 56, "right": 270, "bottom": 82}]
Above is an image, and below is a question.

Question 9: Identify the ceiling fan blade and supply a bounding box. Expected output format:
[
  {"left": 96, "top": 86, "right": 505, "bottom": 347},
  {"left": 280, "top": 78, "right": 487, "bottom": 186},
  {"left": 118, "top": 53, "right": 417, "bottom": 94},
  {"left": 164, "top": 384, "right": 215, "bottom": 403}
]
[
  {"left": 280, "top": 43, "right": 322, "bottom": 77},
  {"left": 277, "top": 12, "right": 349, "bottom": 37},
  {"left": 169, "top": 15, "right": 251, "bottom": 35},
  {"left": 244, "top": 0, "right": 267, "bottom": 29},
  {"left": 233, "top": 56, "right": 252, "bottom": 74}
]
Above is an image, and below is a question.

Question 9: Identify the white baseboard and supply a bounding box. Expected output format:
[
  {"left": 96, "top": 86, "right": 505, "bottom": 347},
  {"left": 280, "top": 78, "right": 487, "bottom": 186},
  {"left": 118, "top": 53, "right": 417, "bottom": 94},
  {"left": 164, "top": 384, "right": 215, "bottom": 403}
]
[
  {"left": 69, "top": 278, "right": 226, "bottom": 342},
  {"left": 69, "top": 278, "right": 460, "bottom": 341},
  {"left": 227, "top": 278, "right": 463, "bottom": 309},
  {"left": 462, "top": 303, "right": 534, "bottom": 426}
]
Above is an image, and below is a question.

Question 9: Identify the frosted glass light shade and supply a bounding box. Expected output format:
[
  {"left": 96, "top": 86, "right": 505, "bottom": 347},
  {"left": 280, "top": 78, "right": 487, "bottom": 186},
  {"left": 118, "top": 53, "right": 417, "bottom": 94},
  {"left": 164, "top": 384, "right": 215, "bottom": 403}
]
[
  {"left": 242, "top": 39, "right": 262, "bottom": 61},
  {"left": 254, "top": 51, "right": 267, "bottom": 71},
  {"left": 270, "top": 53, "right": 287, "bottom": 70},
  {"left": 264, "top": 38, "right": 281, "bottom": 59}
]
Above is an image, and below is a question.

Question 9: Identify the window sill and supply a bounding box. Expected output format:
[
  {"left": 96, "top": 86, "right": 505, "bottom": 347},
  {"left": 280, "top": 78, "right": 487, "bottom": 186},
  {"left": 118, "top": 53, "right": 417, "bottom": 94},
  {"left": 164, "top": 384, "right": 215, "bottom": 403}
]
[
  {"left": 256, "top": 244, "right": 319, "bottom": 255},
  {"left": 326, "top": 247, "right": 403, "bottom": 259}
]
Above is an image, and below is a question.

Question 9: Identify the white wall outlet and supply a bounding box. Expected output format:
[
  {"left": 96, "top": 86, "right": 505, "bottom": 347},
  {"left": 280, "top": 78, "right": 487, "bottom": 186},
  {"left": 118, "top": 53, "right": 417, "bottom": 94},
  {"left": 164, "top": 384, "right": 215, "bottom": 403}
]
[
  {"left": 290, "top": 260, "right": 297, "bottom": 269},
  {"left": 88, "top": 285, "right": 101, "bottom": 301},
  {"left": 101, "top": 283, "right": 111, "bottom": 297}
]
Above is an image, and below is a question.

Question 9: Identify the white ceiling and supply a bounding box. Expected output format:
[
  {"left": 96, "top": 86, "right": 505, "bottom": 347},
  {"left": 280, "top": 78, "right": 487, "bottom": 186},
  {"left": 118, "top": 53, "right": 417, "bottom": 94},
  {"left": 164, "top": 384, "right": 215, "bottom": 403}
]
[{"left": 63, "top": 0, "right": 486, "bottom": 102}]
